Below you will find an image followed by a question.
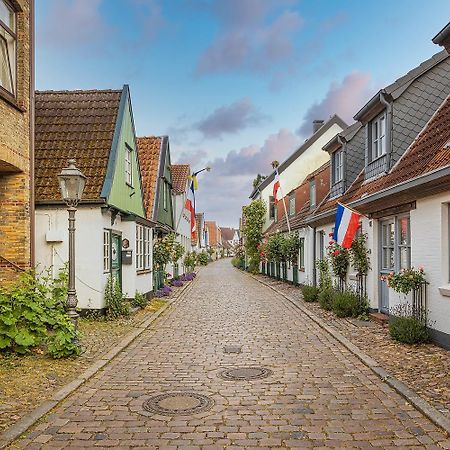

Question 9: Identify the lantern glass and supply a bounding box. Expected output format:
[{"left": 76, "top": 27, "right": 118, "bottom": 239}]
[{"left": 58, "top": 160, "right": 86, "bottom": 204}]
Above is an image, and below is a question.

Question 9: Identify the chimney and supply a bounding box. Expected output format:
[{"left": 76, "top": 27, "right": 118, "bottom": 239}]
[{"left": 313, "top": 120, "right": 325, "bottom": 134}]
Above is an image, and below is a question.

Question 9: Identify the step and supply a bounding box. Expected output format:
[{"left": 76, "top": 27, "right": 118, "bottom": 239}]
[{"left": 369, "top": 312, "right": 390, "bottom": 325}]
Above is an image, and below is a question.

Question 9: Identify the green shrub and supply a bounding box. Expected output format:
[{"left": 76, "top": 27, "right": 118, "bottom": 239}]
[
  {"left": 0, "top": 268, "right": 79, "bottom": 358},
  {"left": 301, "top": 284, "right": 319, "bottom": 302},
  {"left": 332, "top": 289, "right": 367, "bottom": 318},
  {"left": 131, "top": 291, "right": 148, "bottom": 309},
  {"left": 231, "top": 257, "right": 244, "bottom": 269},
  {"left": 389, "top": 316, "right": 429, "bottom": 344},
  {"left": 196, "top": 252, "right": 209, "bottom": 266},
  {"left": 319, "top": 287, "right": 336, "bottom": 311},
  {"left": 105, "top": 276, "right": 130, "bottom": 319}
]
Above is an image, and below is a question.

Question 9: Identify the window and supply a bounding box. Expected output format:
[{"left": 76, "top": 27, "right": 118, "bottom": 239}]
[
  {"left": 299, "top": 237, "right": 305, "bottom": 270},
  {"left": 103, "top": 229, "right": 111, "bottom": 272},
  {"left": 136, "top": 224, "right": 151, "bottom": 271},
  {"left": 125, "top": 145, "right": 133, "bottom": 185},
  {"left": 370, "top": 112, "right": 386, "bottom": 160},
  {"left": 318, "top": 231, "right": 325, "bottom": 260},
  {"left": 163, "top": 182, "right": 168, "bottom": 210},
  {"left": 0, "top": 0, "right": 16, "bottom": 96},
  {"left": 269, "top": 196, "right": 277, "bottom": 220},
  {"left": 381, "top": 220, "right": 395, "bottom": 271},
  {"left": 310, "top": 179, "right": 316, "bottom": 209},
  {"left": 289, "top": 194, "right": 295, "bottom": 216},
  {"left": 398, "top": 216, "right": 411, "bottom": 270},
  {"left": 333, "top": 149, "right": 343, "bottom": 183}
]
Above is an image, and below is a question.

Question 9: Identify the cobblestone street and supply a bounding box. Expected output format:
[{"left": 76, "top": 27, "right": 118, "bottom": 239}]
[{"left": 11, "top": 260, "right": 450, "bottom": 449}]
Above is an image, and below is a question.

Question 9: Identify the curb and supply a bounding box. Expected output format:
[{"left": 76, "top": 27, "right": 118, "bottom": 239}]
[
  {"left": 0, "top": 272, "right": 199, "bottom": 449},
  {"left": 248, "top": 272, "right": 450, "bottom": 437}
]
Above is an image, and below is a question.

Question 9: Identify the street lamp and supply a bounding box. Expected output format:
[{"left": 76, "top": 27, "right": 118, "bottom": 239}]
[{"left": 58, "top": 159, "right": 86, "bottom": 335}]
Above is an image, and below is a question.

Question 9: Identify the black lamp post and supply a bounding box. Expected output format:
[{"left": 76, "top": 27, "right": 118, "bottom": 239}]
[{"left": 58, "top": 159, "right": 86, "bottom": 334}]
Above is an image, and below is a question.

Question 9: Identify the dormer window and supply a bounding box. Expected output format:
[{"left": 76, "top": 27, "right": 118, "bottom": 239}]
[
  {"left": 310, "top": 179, "right": 316, "bottom": 209},
  {"left": 269, "top": 196, "right": 277, "bottom": 220},
  {"left": 288, "top": 193, "right": 295, "bottom": 216},
  {"left": 125, "top": 144, "right": 133, "bottom": 186},
  {"left": 0, "top": 0, "right": 16, "bottom": 96},
  {"left": 333, "top": 149, "right": 343, "bottom": 183},
  {"left": 369, "top": 111, "right": 386, "bottom": 161}
]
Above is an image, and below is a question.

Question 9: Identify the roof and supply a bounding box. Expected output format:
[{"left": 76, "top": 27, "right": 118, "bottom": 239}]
[
  {"left": 432, "top": 22, "right": 450, "bottom": 50},
  {"left": 35, "top": 89, "right": 122, "bottom": 202},
  {"left": 310, "top": 95, "right": 450, "bottom": 223},
  {"left": 355, "top": 50, "right": 448, "bottom": 121},
  {"left": 206, "top": 221, "right": 218, "bottom": 246},
  {"left": 220, "top": 227, "right": 236, "bottom": 241},
  {"left": 171, "top": 164, "right": 190, "bottom": 194},
  {"left": 250, "top": 114, "right": 347, "bottom": 198},
  {"left": 136, "top": 136, "right": 162, "bottom": 220}
]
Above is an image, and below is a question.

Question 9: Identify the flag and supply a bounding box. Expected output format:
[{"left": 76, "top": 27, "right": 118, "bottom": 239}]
[
  {"left": 185, "top": 179, "right": 196, "bottom": 239},
  {"left": 273, "top": 169, "right": 281, "bottom": 202},
  {"left": 333, "top": 203, "right": 361, "bottom": 249}
]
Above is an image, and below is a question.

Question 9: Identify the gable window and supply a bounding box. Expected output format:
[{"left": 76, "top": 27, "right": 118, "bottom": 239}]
[
  {"left": 136, "top": 224, "right": 150, "bottom": 271},
  {"left": 103, "top": 229, "right": 111, "bottom": 273},
  {"left": 163, "top": 181, "right": 168, "bottom": 210},
  {"left": 333, "top": 149, "right": 343, "bottom": 183},
  {"left": 310, "top": 179, "right": 316, "bottom": 209},
  {"left": 398, "top": 216, "right": 411, "bottom": 270},
  {"left": 269, "top": 196, "right": 277, "bottom": 220},
  {"left": 369, "top": 112, "right": 386, "bottom": 160},
  {"left": 299, "top": 237, "right": 305, "bottom": 270},
  {"left": 288, "top": 194, "right": 295, "bottom": 216},
  {"left": 0, "top": 0, "right": 16, "bottom": 96},
  {"left": 125, "top": 145, "right": 133, "bottom": 186}
]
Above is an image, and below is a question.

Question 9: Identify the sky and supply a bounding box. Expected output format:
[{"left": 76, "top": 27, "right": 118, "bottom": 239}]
[{"left": 35, "top": 0, "right": 450, "bottom": 227}]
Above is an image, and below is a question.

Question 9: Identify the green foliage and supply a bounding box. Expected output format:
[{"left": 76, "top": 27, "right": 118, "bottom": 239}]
[
  {"left": 231, "top": 257, "right": 245, "bottom": 269},
  {"left": 281, "top": 232, "right": 300, "bottom": 264},
  {"left": 319, "top": 287, "right": 336, "bottom": 311},
  {"left": 131, "top": 291, "right": 148, "bottom": 309},
  {"left": 0, "top": 267, "right": 79, "bottom": 358},
  {"left": 104, "top": 276, "right": 130, "bottom": 319},
  {"left": 171, "top": 241, "right": 185, "bottom": 264},
  {"left": 252, "top": 173, "right": 267, "bottom": 189},
  {"left": 266, "top": 233, "right": 286, "bottom": 263},
  {"left": 301, "top": 284, "right": 319, "bottom": 302},
  {"left": 389, "top": 303, "right": 429, "bottom": 344},
  {"left": 381, "top": 267, "right": 426, "bottom": 295},
  {"left": 154, "top": 233, "right": 185, "bottom": 269},
  {"left": 316, "top": 258, "right": 332, "bottom": 291},
  {"left": 327, "top": 240, "right": 349, "bottom": 280},
  {"left": 183, "top": 252, "right": 197, "bottom": 272},
  {"left": 196, "top": 251, "right": 209, "bottom": 266},
  {"left": 332, "top": 289, "right": 368, "bottom": 318},
  {"left": 242, "top": 199, "right": 266, "bottom": 273},
  {"left": 350, "top": 233, "right": 371, "bottom": 275}
]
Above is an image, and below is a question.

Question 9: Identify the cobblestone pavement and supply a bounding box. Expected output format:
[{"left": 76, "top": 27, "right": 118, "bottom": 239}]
[{"left": 11, "top": 260, "right": 450, "bottom": 449}]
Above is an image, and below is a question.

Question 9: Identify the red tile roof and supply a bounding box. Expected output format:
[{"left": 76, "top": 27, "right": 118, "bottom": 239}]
[
  {"left": 206, "top": 221, "right": 218, "bottom": 246},
  {"left": 35, "top": 89, "right": 122, "bottom": 202},
  {"left": 171, "top": 164, "right": 190, "bottom": 194},
  {"left": 136, "top": 136, "right": 162, "bottom": 220},
  {"left": 220, "top": 227, "right": 235, "bottom": 241}
]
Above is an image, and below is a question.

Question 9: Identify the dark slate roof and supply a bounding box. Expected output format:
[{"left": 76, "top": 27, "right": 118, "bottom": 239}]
[
  {"left": 171, "top": 164, "right": 190, "bottom": 194},
  {"left": 136, "top": 136, "right": 162, "bottom": 220},
  {"left": 35, "top": 89, "right": 122, "bottom": 202},
  {"left": 322, "top": 121, "right": 362, "bottom": 153},
  {"left": 433, "top": 21, "right": 450, "bottom": 50},
  {"left": 250, "top": 114, "right": 347, "bottom": 198}
]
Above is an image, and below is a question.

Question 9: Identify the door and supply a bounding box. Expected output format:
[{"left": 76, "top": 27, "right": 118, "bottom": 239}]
[
  {"left": 380, "top": 219, "right": 394, "bottom": 313},
  {"left": 111, "top": 233, "right": 122, "bottom": 289}
]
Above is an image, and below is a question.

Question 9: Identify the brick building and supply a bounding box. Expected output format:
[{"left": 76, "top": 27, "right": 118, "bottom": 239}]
[{"left": 0, "top": 0, "right": 34, "bottom": 284}]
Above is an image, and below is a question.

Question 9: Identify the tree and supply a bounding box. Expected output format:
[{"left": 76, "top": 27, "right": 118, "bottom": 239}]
[
  {"left": 242, "top": 199, "right": 266, "bottom": 273},
  {"left": 252, "top": 173, "right": 267, "bottom": 189}
]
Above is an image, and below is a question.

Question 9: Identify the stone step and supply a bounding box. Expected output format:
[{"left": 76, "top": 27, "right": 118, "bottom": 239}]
[{"left": 369, "top": 312, "right": 390, "bottom": 325}]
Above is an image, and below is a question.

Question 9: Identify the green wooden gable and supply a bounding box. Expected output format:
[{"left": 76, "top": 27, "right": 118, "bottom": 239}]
[{"left": 101, "top": 85, "right": 146, "bottom": 218}]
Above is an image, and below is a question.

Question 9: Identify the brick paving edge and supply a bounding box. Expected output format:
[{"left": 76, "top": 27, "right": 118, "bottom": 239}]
[
  {"left": 247, "top": 271, "right": 450, "bottom": 437},
  {"left": 0, "top": 269, "right": 201, "bottom": 450}
]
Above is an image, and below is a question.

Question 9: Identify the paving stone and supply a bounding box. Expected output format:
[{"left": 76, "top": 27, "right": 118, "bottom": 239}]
[{"left": 10, "top": 260, "right": 450, "bottom": 448}]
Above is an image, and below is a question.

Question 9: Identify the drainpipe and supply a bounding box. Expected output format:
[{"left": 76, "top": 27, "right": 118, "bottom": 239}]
[
  {"left": 29, "top": 0, "right": 35, "bottom": 268},
  {"left": 380, "top": 92, "right": 393, "bottom": 171},
  {"left": 312, "top": 226, "right": 316, "bottom": 286}
]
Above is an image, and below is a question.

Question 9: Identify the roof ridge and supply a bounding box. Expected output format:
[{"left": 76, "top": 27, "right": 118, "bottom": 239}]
[{"left": 36, "top": 88, "right": 123, "bottom": 94}]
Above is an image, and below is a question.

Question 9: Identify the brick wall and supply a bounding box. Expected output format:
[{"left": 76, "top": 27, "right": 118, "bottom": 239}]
[{"left": 0, "top": 0, "right": 32, "bottom": 285}]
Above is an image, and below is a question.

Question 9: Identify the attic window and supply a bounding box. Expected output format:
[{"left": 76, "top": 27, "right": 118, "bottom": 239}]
[
  {"left": 369, "top": 111, "right": 386, "bottom": 161},
  {"left": 333, "top": 149, "right": 343, "bottom": 183},
  {"left": 309, "top": 179, "right": 316, "bottom": 209},
  {"left": 0, "top": 0, "right": 16, "bottom": 96},
  {"left": 125, "top": 144, "right": 133, "bottom": 186}
]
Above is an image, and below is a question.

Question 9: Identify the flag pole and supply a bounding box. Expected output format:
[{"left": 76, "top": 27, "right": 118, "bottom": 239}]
[{"left": 337, "top": 201, "right": 368, "bottom": 219}]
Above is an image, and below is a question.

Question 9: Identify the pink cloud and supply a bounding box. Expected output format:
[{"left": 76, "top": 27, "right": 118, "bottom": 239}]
[{"left": 298, "top": 72, "right": 375, "bottom": 136}]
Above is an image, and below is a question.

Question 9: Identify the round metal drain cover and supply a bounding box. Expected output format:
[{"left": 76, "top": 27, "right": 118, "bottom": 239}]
[
  {"left": 142, "top": 392, "right": 214, "bottom": 416},
  {"left": 218, "top": 366, "right": 273, "bottom": 381}
]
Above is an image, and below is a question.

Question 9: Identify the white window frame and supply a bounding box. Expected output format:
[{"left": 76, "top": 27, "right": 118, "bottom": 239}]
[
  {"left": 299, "top": 237, "right": 305, "bottom": 270},
  {"left": 0, "top": 0, "right": 16, "bottom": 96},
  {"left": 397, "top": 215, "right": 411, "bottom": 271},
  {"left": 125, "top": 144, "right": 133, "bottom": 186},
  {"left": 163, "top": 181, "right": 168, "bottom": 210},
  {"left": 310, "top": 179, "right": 316, "bottom": 209},
  {"left": 269, "top": 195, "right": 276, "bottom": 220},
  {"left": 289, "top": 194, "right": 295, "bottom": 216},
  {"left": 333, "top": 149, "right": 343, "bottom": 183},
  {"left": 370, "top": 112, "right": 386, "bottom": 160},
  {"left": 318, "top": 231, "right": 325, "bottom": 260},
  {"left": 136, "top": 224, "right": 150, "bottom": 271},
  {"left": 103, "top": 229, "right": 111, "bottom": 273}
]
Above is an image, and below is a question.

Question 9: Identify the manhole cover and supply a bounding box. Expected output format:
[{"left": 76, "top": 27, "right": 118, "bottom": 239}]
[
  {"left": 223, "top": 345, "right": 242, "bottom": 354},
  {"left": 142, "top": 392, "right": 214, "bottom": 416},
  {"left": 218, "top": 366, "right": 273, "bottom": 381}
]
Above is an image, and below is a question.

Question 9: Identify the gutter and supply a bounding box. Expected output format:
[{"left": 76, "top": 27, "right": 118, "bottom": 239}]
[
  {"left": 29, "top": 0, "right": 35, "bottom": 268},
  {"left": 35, "top": 199, "right": 107, "bottom": 207},
  {"left": 380, "top": 93, "right": 393, "bottom": 170}
]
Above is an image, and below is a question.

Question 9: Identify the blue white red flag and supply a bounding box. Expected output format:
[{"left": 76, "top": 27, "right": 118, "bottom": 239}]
[
  {"left": 185, "top": 179, "right": 196, "bottom": 239},
  {"left": 333, "top": 203, "right": 361, "bottom": 249}
]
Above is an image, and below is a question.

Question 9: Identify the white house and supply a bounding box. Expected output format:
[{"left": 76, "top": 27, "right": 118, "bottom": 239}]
[{"left": 35, "top": 86, "right": 154, "bottom": 310}]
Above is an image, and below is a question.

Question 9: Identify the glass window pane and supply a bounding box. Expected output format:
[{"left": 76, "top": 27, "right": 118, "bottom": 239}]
[
  {"left": 0, "top": 1, "right": 14, "bottom": 31},
  {"left": 0, "top": 35, "right": 13, "bottom": 92},
  {"left": 399, "top": 247, "right": 409, "bottom": 270},
  {"left": 399, "top": 217, "right": 409, "bottom": 245}
]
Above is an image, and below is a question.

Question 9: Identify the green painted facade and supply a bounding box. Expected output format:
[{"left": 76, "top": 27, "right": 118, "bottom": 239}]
[
  {"left": 106, "top": 89, "right": 146, "bottom": 217},
  {"left": 154, "top": 138, "right": 175, "bottom": 231}
]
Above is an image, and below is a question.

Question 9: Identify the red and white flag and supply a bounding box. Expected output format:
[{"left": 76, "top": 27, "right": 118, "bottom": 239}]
[
  {"left": 185, "top": 179, "right": 196, "bottom": 239},
  {"left": 273, "top": 169, "right": 281, "bottom": 202}
]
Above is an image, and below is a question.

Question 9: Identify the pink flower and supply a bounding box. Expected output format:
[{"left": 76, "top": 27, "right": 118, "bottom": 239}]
[
  {"left": 328, "top": 233, "right": 334, "bottom": 237},
  {"left": 418, "top": 266, "right": 424, "bottom": 272},
  {"left": 333, "top": 250, "right": 340, "bottom": 257},
  {"left": 329, "top": 240, "right": 334, "bottom": 245}
]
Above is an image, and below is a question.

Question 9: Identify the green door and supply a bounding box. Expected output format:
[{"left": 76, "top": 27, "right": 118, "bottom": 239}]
[{"left": 111, "top": 233, "right": 122, "bottom": 288}]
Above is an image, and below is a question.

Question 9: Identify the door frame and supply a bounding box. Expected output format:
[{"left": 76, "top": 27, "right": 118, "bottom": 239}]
[{"left": 110, "top": 231, "right": 122, "bottom": 289}]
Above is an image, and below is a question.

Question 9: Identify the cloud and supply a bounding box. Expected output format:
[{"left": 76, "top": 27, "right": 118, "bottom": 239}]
[
  {"left": 39, "top": 0, "right": 110, "bottom": 49},
  {"left": 195, "top": 0, "right": 303, "bottom": 76},
  {"left": 129, "top": 0, "right": 166, "bottom": 42},
  {"left": 297, "top": 72, "right": 375, "bottom": 136},
  {"left": 174, "top": 149, "right": 208, "bottom": 167},
  {"left": 195, "top": 98, "right": 268, "bottom": 139}
]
